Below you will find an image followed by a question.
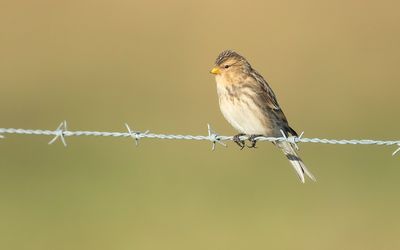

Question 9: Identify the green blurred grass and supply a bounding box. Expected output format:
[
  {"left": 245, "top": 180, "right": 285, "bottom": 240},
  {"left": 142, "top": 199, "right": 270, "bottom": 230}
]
[{"left": 1, "top": 0, "right": 400, "bottom": 249}]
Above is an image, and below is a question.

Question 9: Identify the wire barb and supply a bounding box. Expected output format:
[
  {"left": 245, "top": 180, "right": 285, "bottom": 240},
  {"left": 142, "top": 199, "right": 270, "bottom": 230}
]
[
  {"left": 393, "top": 144, "right": 400, "bottom": 156},
  {"left": 125, "top": 123, "right": 149, "bottom": 146},
  {"left": 207, "top": 124, "right": 226, "bottom": 151},
  {"left": 280, "top": 129, "right": 303, "bottom": 150},
  {"left": 48, "top": 120, "right": 68, "bottom": 147}
]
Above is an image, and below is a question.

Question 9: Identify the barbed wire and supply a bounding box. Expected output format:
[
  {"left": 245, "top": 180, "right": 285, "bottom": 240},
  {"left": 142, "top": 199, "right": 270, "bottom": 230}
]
[{"left": 0, "top": 121, "right": 399, "bottom": 156}]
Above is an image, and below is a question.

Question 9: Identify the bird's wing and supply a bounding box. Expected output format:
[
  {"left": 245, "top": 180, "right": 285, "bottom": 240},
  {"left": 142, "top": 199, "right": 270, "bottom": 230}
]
[
  {"left": 250, "top": 69, "right": 298, "bottom": 136},
  {"left": 250, "top": 70, "right": 281, "bottom": 110}
]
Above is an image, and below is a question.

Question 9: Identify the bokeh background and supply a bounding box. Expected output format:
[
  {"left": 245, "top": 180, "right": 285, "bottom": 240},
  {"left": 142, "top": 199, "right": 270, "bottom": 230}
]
[{"left": 1, "top": 0, "right": 400, "bottom": 249}]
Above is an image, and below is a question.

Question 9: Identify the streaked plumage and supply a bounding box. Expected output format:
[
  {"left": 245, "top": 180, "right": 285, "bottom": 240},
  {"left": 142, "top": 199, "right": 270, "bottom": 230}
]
[{"left": 211, "top": 50, "right": 315, "bottom": 183}]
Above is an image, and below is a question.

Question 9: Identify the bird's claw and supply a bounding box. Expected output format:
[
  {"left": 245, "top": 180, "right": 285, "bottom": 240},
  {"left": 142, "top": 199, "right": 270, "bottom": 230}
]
[
  {"left": 233, "top": 133, "right": 246, "bottom": 150},
  {"left": 247, "top": 134, "right": 263, "bottom": 148}
]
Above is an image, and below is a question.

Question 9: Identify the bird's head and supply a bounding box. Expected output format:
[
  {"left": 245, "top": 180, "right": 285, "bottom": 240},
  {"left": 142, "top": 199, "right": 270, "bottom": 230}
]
[{"left": 210, "top": 50, "right": 251, "bottom": 83}]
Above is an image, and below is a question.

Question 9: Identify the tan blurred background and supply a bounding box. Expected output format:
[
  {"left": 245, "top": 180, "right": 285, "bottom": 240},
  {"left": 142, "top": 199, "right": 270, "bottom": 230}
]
[{"left": 1, "top": 0, "right": 400, "bottom": 249}]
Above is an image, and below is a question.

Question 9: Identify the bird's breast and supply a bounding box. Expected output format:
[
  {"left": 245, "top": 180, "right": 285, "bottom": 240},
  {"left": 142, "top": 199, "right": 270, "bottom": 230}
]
[{"left": 216, "top": 83, "right": 271, "bottom": 135}]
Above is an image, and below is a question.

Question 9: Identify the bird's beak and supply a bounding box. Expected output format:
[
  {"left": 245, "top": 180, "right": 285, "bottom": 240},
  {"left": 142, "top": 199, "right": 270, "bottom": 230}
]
[{"left": 210, "top": 67, "right": 221, "bottom": 75}]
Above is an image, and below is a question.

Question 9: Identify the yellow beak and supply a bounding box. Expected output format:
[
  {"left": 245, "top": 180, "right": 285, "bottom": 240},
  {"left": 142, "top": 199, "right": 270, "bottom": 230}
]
[{"left": 210, "top": 67, "right": 221, "bottom": 74}]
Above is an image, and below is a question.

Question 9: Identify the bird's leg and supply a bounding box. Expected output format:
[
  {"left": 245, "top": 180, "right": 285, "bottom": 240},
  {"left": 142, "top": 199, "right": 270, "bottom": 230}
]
[
  {"left": 247, "top": 134, "right": 264, "bottom": 148},
  {"left": 233, "top": 133, "right": 246, "bottom": 150}
]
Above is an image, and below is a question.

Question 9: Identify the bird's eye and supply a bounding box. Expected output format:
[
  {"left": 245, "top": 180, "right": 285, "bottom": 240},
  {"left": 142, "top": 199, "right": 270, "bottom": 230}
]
[{"left": 224, "top": 65, "right": 230, "bottom": 69}]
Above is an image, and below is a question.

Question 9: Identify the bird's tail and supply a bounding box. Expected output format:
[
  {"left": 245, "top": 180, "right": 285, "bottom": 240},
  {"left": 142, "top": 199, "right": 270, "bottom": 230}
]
[{"left": 276, "top": 141, "right": 316, "bottom": 183}]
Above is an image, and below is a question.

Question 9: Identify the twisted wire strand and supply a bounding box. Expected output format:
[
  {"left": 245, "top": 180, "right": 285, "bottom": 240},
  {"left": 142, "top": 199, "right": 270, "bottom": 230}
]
[{"left": 0, "top": 121, "right": 399, "bottom": 155}]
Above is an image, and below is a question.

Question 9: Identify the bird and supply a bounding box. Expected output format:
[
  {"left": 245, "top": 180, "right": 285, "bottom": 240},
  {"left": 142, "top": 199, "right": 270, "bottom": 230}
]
[{"left": 210, "top": 50, "right": 315, "bottom": 183}]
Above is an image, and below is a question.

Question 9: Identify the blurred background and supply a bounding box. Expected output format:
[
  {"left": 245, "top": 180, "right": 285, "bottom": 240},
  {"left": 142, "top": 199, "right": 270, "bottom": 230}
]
[{"left": 1, "top": 0, "right": 400, "bottom": 249}]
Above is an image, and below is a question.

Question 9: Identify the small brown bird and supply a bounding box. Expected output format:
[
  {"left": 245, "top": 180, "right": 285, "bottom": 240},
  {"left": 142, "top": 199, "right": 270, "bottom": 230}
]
[{"left": 210, "top": 50, "right": 315, "bottom": 182}]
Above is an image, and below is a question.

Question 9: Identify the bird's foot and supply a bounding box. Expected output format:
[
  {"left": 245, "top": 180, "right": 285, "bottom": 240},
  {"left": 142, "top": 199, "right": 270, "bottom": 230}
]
[
  {"left": 233, "top": 133, "right": 246, "bottom": 150},
  {"left": 247, "top": 134, "right": 264, "bottom": 148}
]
